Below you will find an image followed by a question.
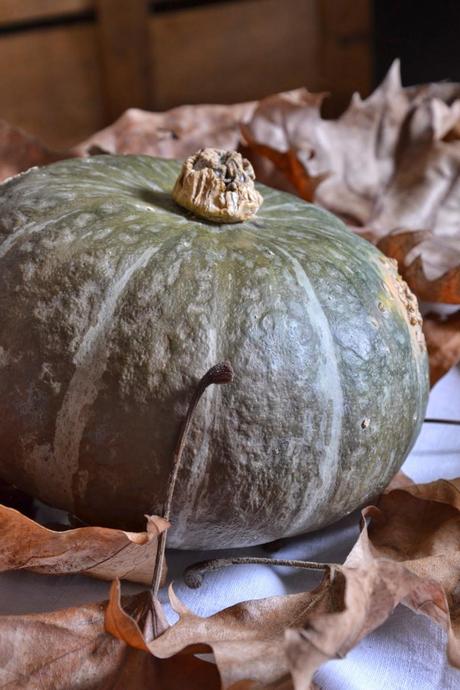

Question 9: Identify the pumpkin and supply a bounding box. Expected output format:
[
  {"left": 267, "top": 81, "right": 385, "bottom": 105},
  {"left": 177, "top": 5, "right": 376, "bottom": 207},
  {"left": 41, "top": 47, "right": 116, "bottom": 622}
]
[{"left": 0, "top": 149, "right": 428, "bottom": 549}]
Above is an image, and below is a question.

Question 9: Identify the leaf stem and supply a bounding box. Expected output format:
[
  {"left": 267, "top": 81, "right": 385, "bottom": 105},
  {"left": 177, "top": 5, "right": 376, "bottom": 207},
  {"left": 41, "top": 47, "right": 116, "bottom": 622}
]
[
  {"left": 424, "top": 418, "right": 460, "bottom": 426},
  {"left": 151, "top": 361, "right": 234, "bottom": 597},
  {"left": 183, "top": 556, "right": 330, "bottom": 589}
]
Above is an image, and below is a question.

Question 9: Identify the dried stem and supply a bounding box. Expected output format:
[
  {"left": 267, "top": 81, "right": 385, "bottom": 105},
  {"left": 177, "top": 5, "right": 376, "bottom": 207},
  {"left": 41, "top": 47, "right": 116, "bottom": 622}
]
[
  {"left": 184, "top": 556, "right": 330, "bottom": 589},
  {"left": 151, "top": 361, "right": 234, "bottom": 597},
  {"left": 424, "top": 418, "right": 460, "bottom": 426}
]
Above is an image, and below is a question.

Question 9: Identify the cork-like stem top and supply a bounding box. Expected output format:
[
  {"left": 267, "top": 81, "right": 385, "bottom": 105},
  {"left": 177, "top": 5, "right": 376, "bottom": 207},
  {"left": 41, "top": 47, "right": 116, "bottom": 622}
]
[{"left": 172, "top": 148, "right": 263, "bottom": 223}]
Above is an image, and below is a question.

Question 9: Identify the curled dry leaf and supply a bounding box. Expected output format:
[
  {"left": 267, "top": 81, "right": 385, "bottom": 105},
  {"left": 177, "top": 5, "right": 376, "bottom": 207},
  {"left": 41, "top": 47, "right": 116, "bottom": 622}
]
[
  {"left": 422, "top": 310, "right": 460, "bottom": 386},
  {"left": 347, "top": 478, "right": 460, "bottom": 665},
  {"left": 402, "top": 477, "right": 460, "bottom": 509},
  {"left": 105, "top": 579, "right": 222, "bottom": 688},
  {"left": 377, "top": 230, "right": 460, "bottom": 304},
  {"left": 0, "top": 102, "right": 257, "bottom": 182},
  {"left": 284, "top": 560, "right": 449, "bottom": 690},
  {"left": 243, "top": 61, "right": 460, "bottom": 243},
  {"left": 0, "top": 91, "right": 303, "bottom": 192},
  {"left": 384, "top": 469, "right": 414, "bottom": 492},
  {"left": 72, "top": 101, "right": 257, "bottom": 159},
  {"left": 106, "top": 578, "right": 168, "bottom": 648},
  {"left": 0, "top": 597, "right": 154, "bottom": 690},
  {"left": 0, "top": 504, "right": 168, "bottom": 584},
  {"left": 104, "top": 478, "right": 460, "bottom": 689},
  {"left": 107, "top": 561, "right": 447, "bottom": 690},
  {"left": 110, "top": 577, "right": 315, "bottom": 689},
  {"left": 0, "top": 589, "right": 220, "bottom": 690},
  {"left": 0, "top": 120, "right": 64, "bottom": 181}
]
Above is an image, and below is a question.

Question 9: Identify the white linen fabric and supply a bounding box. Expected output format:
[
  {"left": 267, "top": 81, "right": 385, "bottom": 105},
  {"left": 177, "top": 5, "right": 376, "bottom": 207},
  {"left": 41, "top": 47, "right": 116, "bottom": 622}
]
[{"left": 0, "top": 367, "right": 459, "bottom": 689}]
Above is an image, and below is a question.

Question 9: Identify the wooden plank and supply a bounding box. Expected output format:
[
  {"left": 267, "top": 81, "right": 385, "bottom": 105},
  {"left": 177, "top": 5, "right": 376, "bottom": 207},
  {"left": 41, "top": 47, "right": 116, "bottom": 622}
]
[
  {"left": 317, "top": 0, "right": 373, "bottom": 115},
  {"left": 149, "top": 0, "right": 320, "bottom": 109},
  {"left": 96, "top": 0, "right": 152, "bottom": 120},
  {"left": 0, "top": 1, "right": 94, "bottom": 26},
  {"left": 0, "top": 23, "right": 105, "bottom": 148},
  {"left": 319, "top": 0, "right": 371, "bottom": 37}
]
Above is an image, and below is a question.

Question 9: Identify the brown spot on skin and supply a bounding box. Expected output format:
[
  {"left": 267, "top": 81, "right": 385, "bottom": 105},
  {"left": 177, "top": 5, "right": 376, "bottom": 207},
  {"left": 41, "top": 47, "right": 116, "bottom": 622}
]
[{"left": 380, "top": 257, "right": 425, "bottom": 348}]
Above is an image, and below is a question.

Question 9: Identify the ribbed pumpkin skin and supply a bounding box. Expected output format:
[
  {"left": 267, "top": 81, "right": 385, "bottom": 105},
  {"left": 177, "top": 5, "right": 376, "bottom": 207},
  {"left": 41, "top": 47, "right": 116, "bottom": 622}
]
[{"left": 0, "top": 155, "right": 428, "bottom": 548}]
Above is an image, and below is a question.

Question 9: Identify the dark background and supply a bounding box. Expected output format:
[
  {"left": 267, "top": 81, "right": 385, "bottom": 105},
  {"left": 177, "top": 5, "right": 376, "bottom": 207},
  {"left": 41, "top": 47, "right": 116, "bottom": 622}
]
[{"left": 374, "top": 0, "right": 460, "bottom": 85}]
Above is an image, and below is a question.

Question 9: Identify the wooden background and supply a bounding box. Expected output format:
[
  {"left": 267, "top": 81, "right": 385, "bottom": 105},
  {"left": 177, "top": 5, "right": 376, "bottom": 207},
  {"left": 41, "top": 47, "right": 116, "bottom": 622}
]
[{"left": 0, "top": 0, "right": 372, "bottom": 149}]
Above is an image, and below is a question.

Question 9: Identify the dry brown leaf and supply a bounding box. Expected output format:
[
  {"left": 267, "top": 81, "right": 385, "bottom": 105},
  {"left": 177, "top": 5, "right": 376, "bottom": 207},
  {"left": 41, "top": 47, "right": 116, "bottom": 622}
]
[
  {"left": 72, "top": 101, "right": 257, "bottom": 159},
  {"left": 0, "top": 102, "right": 258, "bottom": 182},
  {"left": 0, "top": 120, "right": 65, "bottom": 182},
  {"left": 244, "top": 61, "right": 460, "bottom": 240},
  {"left": 285, "top": 561, "right": 449, "bottom": 690},
  {"left": 384, "top": 469, "right": 414, "bottom": 492},
  {"left": 123, "top": 561, "right": 445, "bottom": 690},
  {"left": 243, "top": 61, "right": 414, "bottom": 222},
  {"left": 377, "top": 230, "right": 460, "bottom": 304},
  {"left": 99, "top": 479, "right": 460, "bottom": 689},
  {"left": 0, "top": 504, "right": 168, "bottom": 584},
  {"left": 106, "top": 579, "right": 169, "bottom": 648},
  {"left": 107, "top": 577, "right": 296, "bottom": 690},
  {"left": 402, "top": 477, "right": 460, "bottom": 509},
  {"left": 108, "top": 576, "right": 322, "bottom": 688},
  {"left": 0, "top": 596, "right": 156, "bottom": 690},
  {"left": 105, "top": 579, "right": 222, "bottom": 688},
  {"left": 422, "top": 310, "right": 460, "bottom": 385},
  {"left": 0, "top": 588, "right": 220, "bottom": 690},
  {"left": 346, "top": 479, "right": 460, "bottom": 665}
]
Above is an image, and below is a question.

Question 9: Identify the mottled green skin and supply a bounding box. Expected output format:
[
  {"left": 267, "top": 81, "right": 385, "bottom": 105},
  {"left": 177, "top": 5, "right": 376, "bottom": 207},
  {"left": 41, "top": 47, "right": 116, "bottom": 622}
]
[{"left": 0, "top": 155, "right": 429, "bottom": 548}]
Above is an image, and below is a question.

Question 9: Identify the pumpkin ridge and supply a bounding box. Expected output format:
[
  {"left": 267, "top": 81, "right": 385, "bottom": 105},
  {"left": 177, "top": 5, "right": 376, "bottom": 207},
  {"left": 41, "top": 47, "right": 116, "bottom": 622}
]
[
  {"left": 168, "top": 245, "right": 224, "bottom": 544},
  {"left": 250, "top": 233, "right": 345, "bottom": 535},
  {"left": 54, "top": 244, "right": 163, "bottom": 508}
]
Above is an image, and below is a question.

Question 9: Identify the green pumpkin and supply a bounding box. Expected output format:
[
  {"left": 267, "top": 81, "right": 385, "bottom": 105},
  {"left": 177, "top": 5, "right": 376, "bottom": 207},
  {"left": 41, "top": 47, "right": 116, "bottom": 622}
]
[{"left": 0, "top": 153, "right": 428, "bottom": 548}]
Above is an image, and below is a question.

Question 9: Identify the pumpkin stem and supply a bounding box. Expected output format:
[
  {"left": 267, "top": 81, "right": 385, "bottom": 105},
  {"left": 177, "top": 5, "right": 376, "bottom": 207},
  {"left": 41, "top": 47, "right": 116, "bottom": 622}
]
[
  {"left": 183, "top": 556, "right": 330, "bottom": 589},
  {"left": 151, "top": 361, "right": 234, "bottom": 597},
  {"left": 172, "top": 148, "right": 263, "bottom": 223}
]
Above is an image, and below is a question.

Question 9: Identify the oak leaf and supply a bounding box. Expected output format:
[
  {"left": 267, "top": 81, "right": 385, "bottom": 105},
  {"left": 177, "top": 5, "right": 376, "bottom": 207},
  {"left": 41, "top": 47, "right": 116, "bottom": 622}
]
[
  {"left": 346, "top": 479, "right": 460, "bottom": 665},
  {"left": 243, "top": 61, "right": 460, "bottom": 243},
  {"left": 0, "top": 99, "right": 264, "bottom": 182},
  {"left": 106, "top": 477, "right": 460, "bottom": 688},
  {"left": 0, "top": 588, "right": 220, "bottom": 690},
  {"left": 0, "top": 596, "right": 154, "bottom": 690},
  {"left": 0, "top": 504, "right": 168, "bottom": 584},
  {"left": 377, "top": 230, "right": 460, "bottom": 304},
  {"left": 422, "top": 310, "right": 460, "bottom": 385},
  {"left": 106, "top": 560, "right": 449, "bottom": 690},
  {"left": 1, "top": 472, "right": 459, "bottom": 689},
  {"left": 0, "top": 120, "right": 63, "bottom": 182},
  {"left": 72, "top": 101, "right": 257, "bottom": 159}
]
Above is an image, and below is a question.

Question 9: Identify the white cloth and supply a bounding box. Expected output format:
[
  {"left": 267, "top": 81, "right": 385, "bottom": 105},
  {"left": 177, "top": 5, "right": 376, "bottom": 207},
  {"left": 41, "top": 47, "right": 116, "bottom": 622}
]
[{"left": 0, "top": 367, "right": 459, "bottom": 689}]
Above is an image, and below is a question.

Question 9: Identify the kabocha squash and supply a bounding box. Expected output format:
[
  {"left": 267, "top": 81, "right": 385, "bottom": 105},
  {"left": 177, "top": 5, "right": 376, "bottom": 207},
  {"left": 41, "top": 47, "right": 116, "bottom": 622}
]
[{"left": 0, "top": 149, "right": 428, "bottom": 549}]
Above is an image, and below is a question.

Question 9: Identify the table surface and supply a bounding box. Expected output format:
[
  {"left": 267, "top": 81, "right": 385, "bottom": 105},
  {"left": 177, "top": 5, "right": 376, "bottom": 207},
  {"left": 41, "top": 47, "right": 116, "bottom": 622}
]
[{"left": 1, "top": 366, "right": 459, "bottom": 690}]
